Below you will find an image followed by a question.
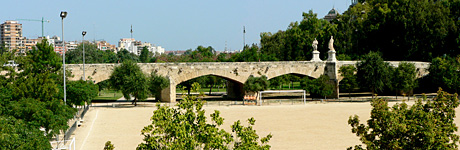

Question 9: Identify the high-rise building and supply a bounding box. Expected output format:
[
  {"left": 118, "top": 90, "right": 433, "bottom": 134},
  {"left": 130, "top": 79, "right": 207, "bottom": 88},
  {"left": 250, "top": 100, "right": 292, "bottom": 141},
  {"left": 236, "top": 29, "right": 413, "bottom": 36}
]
[{"left": 0, "top": 20, "right": 23, "bottom": 51}]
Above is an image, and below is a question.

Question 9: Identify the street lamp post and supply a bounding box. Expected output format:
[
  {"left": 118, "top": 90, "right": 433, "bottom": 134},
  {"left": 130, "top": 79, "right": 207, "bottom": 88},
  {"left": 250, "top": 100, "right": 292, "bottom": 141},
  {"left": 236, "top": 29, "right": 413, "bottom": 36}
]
[
  {"left": 60, "top": 10, "right": 67, "bottom": 145},
  {"left": 60, "top": 11, "right": 67, "bottom": 105},
  {"left": 82, "top": 31, "right": 86, "bottom": 81}
]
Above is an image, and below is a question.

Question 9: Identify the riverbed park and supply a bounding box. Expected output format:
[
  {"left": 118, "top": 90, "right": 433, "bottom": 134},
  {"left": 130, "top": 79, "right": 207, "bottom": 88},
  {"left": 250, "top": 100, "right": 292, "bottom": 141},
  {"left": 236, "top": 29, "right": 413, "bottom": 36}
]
[{"left": 1, "top": 0, "right": 460, "bottom": 149}]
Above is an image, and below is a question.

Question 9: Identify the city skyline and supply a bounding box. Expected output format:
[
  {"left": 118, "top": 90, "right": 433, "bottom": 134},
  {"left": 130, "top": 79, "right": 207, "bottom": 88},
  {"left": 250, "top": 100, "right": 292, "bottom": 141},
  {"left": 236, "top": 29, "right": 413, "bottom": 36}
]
[{"left": 1, "top": 0, "right": 349, "bottom": 51}]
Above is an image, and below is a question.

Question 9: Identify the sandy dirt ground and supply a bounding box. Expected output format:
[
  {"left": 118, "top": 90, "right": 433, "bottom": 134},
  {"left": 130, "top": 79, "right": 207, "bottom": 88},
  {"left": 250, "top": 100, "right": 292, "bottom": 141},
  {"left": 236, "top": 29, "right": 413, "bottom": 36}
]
[{"left": 73, "top": 101, "right": 460, "bottom": 150}]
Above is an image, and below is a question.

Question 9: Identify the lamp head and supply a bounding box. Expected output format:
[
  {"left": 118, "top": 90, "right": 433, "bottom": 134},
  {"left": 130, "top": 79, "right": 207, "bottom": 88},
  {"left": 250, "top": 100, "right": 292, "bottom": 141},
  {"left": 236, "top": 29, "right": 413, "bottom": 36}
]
[
  {"left": 82, "top": 31, "right": 87, "bottom": 36},
  {"left": 60, "top": 11, "right": 67, "bottom": 18}
]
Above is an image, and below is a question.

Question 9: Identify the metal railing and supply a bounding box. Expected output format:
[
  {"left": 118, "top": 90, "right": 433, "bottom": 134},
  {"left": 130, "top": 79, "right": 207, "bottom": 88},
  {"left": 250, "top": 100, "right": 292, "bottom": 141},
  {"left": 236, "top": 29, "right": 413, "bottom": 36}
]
[{"left": 50, "top": 137, "right": 75, "bottom": 150}]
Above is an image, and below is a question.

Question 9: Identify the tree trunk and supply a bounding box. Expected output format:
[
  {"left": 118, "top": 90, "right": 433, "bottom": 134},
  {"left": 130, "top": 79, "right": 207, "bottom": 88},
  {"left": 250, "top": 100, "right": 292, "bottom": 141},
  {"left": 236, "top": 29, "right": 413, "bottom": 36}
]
[
  {"left": 134, "top": 97, "right": 137, "bottom": 106},
  {"left": 209, "top": 84, "right": 214, "bottom": 95},
  {"left": 372, "top": 89, "right": 375, "bottom": 99}
]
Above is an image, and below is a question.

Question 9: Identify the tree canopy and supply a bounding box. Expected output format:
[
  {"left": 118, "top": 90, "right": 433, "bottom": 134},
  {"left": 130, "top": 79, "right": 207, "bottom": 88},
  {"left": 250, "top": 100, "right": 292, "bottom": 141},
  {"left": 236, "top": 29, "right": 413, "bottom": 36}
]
[
  {"left": 300, "top": 75, "right": 335, "bottom": 98},
  {"left": 339, "top": 65, "right": 358, "bottom": 98},
  {"left": 109, "top": 61, "right": 148, "bottom": 106},
  {"left": 148, "top": 72, "right": 170, "bottom": 100},
  {"left": 428, "top": 55, "right": 460, "bottom": 93},
  {"left": 0, "top": 39, "right": 76, "bottom": 148},
  {"left": 66, "top": 42, "right": 118, "bottom": 64},
  {"left": 244, "top": 75, "right": 270, "bottom": 94},
  {"left": 357, "top": 52, "right": 391, "bottom": 96},
  {"left": 391, "top": 62, "right": 418, "bottom": 96},
  {"left": 137, "top": 85, "right": 272, "bottom": 150},
  {"left": 139, "top": 46, "right": 150, "bottom": 63}
]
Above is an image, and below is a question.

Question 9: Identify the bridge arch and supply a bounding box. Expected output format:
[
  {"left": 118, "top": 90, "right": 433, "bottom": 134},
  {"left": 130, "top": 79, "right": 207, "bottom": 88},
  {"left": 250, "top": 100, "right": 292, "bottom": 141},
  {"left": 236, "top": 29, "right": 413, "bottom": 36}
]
[
  {"left": 265, "top": 64, "right": 325, "bottom": 80},
  {"left": 173, "top": 69, "right": 246, "bottom": 86}
]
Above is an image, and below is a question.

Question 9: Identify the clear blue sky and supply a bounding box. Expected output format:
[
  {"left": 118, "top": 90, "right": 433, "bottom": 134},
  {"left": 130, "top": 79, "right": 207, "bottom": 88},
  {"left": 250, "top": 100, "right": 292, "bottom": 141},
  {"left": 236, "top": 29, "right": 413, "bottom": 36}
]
[{"left": 1, "top": 0, "right": 349, "bottom": 51}]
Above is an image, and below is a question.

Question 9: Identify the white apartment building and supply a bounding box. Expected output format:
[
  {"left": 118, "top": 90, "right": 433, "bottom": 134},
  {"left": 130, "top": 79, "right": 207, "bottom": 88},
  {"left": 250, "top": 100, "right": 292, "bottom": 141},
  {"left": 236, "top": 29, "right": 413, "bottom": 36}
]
[{"left": 117, "top": 38, "right": 164, "bottom": 55}]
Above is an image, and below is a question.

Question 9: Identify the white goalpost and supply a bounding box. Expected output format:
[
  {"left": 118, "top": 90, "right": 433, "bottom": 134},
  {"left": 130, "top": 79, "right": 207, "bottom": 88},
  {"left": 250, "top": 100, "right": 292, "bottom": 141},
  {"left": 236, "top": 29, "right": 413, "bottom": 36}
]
[{"left": 258, "top": 90, "right": 306, "bottom": 106}]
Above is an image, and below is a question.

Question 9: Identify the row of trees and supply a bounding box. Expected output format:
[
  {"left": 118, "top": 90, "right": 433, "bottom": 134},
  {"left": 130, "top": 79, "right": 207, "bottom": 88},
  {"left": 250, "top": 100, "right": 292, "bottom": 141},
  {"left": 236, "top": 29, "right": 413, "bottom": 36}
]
[
  {"left": 65, "top": 42, "right": 140, "bottom": 64},
  {"left": 339, "top": 51, "right": 460, "bottom": 98},
  {"left": 0, "top": 39, "right": 100, "bottom": 148},
  {"left": 260, "top": 0, "right": 460, "bottom": 61}
]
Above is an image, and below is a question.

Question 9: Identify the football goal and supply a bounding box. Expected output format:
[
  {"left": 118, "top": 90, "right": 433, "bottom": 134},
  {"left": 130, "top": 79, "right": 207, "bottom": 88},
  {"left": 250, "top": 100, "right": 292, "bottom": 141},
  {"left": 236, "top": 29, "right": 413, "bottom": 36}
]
[{"left": 258, "top": 90, "right": 306, "bottom": 106}]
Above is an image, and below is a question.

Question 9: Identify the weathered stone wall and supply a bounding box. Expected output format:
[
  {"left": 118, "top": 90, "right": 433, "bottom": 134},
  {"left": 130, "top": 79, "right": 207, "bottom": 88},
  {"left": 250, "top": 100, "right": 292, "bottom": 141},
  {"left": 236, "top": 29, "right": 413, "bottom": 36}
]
[{"left": 67, "top": 61, "right": 328, "bottom": 84}]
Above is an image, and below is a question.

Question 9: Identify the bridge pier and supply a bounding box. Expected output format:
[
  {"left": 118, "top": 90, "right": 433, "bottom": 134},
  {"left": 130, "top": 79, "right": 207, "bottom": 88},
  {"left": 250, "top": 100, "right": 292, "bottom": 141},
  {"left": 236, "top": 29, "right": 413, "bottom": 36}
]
[
  {"left": 326, "top": 61, "right": 339, "bottom": 99},
  {"left": 160, "top": 80, "right": 177, "bottom": 103},
  {"left": 226, "top": 81, "right": 244, "bottom": 100}
]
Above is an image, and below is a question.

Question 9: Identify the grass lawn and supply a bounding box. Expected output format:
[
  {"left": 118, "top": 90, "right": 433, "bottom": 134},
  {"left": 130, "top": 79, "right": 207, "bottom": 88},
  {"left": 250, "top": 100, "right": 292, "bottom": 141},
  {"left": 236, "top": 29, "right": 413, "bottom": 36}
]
[
  {"left": 176, "top": 87, "right": 227, "bottom": 93},
  {"left": 271, "top": 82, "right": 303, "bottom": 90},
  {"left": 94, "top": 90, "right": 123, "bottom": 101}
]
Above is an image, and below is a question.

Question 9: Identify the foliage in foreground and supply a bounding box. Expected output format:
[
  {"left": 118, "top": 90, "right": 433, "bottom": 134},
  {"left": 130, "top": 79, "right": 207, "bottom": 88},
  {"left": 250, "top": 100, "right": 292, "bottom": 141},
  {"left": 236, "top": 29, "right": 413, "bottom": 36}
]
[
  {"left": 137, "top": 85, "right": 272, "bottom": 150},
  {"left": 348, "top": 89, "right": 460, "bottom": 150}
]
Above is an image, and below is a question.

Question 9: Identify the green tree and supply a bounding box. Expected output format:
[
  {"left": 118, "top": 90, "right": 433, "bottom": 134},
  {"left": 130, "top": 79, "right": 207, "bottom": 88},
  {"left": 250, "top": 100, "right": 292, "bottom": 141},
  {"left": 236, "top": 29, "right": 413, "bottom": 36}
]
[
  {"left": 116, "top": 49, "right": 139, "bottom": 63},
  {"left": 190, "top": 46, "right": 215, "bottom": 62},
  {"left": 357, "top": 52, "right": 391, "bottom": 97},
  {"left": 67, "top": 80, "right": 99, "bottom": 106},
  {"left": 260, "top": 10, "right": 336, "bottom": 61},
  {"left": 268, "top": 75, "right": 287, "bottom": 90},
  {"left": 2, "top": 39, "right": 76, "bottom": 138},
  {"left": 301, "top": 75, "right": 334, "bottom": 98},
  {"left": 0, "top": 39, "right": 76, "bottom": 149},
  {"left": 361, "top": 0, "right": 457, "bottom": 61},
  {"left": 0, "top": 42, "right": 7, "bottom": 55},
  {"left": 300, "top": 77, "right": 317, "bottom": 96},
  {"left": 339, "top": 65, "right": 358, "bottom": 98},
  {"left": 244, "top": 75, "right": 270, "bottom": 98},
  {"left": 137, "top": 85, "right": 271, "bottom": 150},
  {"left": 348, "top": 89, "right": 460, "bottom": 150},
  {"left": 109, "top": 61, "right": 148, "bottom": 106},
  {"left": 66, "top": 42, "right": 121, "bottom": 64},
  {"left": 148, "top": 72, "right": 169, "bottom": 101},
  {"left": 97, "top": 79, "right": 110, "bottom": 92},
  {"left": 178, "top": 76, "right": 207, "bottom": 95},
  {"left": 428, "top": 56, "right": 460, "bottom": 93},
  {"left": 0, "top": 116, "right": 51, "bottom": 150},
  {"left": 391, "top": 62, "right": 418, "bottom": 98},
  {"left": 104, "top": 141, "right": 115, "bottom": 150},
  {"left": 204, "top": 75, "right": 224, "bottom": 95},
  {"left": 139, "top": 46, "right": 150, "bottom": 63}
]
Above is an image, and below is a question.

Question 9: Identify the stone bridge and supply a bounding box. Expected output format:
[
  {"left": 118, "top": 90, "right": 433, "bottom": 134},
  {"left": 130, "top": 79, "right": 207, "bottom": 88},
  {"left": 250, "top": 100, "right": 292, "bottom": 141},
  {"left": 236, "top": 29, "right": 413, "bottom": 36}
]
[{"left": 66, "top": 61, "right": 430, "bottom": 102}]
